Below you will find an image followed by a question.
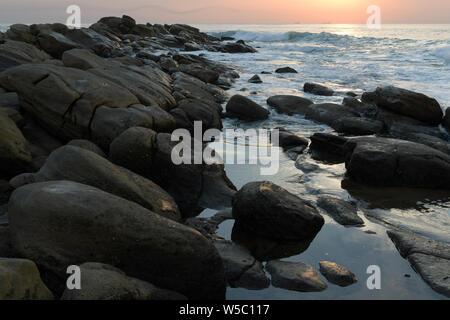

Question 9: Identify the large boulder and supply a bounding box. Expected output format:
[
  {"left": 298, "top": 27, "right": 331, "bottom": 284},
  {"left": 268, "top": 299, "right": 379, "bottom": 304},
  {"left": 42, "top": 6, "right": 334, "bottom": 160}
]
[
  {"left": 305, "top": 103, "right": 360, "bottom": 126},
  {"left": 65, "top": 28, "right": 120, "bottom": 57},
  {"left": 0, "top": 110, "right": 32, "bottom": 177},
  {"left": 37, "top": 31, "right": 81, "bottom": 58},
  {"left": 61, "top": 263, "right": 186, "bottom": 300},
  {"left": 8, "top": 181, "right": 226, "bottom": 300},
  {"left": 171, "top": 98, "right": 223, "bottom": 133},
  {"left": 331, "top": 117, "right": 384, "bottom": 135},
  {"left": 387, "top": 229, "right": 450, "bottom": 298},
  {"left": 178, "top": 63, "right": 219, "bottom": 84},
  {"left": 304, "top": 83, "right": 334, "bottom": 96},
  {"left": 5, "top": 24, "right": 36, "bottom": 44},
  {"left": 0, "top": 63, "right": 139, "bottom": 145},
  {"left": 232, "top": 181, "right": 324, "bottom": 240},
  {"left": 110, "top": 130, "right": 236, "bottom": 217},
  {"left": 225, "top": 95, "right": 269, "bottom": 121},
  {"left": 220, "top": 41, "right": 257, "bottom": 53},
  {"left": 172, "top": 71, "right": 227, "bottom": 104},
  {"left": 0, "top": 40, "right": 51, "bottom": 72},
  {"left": 267, "top": 95, "right": 313, "bottom": 115},
  {"left": 345, "top": 137, "right": 450, "bottom": 188},
  {"left": 365, "top": 86, "right": 443, "bottom": 125},
  {"left": 11, "top": 145, "right": 181, "bottom": 221},
  {"left": 0, "top": 258, "right": 53, "bottom": 300}
]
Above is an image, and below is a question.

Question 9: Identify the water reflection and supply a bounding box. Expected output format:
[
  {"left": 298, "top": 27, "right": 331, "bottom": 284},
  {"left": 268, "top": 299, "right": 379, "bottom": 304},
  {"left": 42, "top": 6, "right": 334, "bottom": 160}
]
[{"left": 231, "top": 222, "right": 317, "bottom": 261}]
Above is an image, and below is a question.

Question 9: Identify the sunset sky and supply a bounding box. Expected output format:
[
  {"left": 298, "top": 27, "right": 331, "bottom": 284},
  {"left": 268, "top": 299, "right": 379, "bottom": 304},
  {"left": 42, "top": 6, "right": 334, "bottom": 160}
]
[{"left": 1, "top": 0, "right": 449, "bottom": 24}]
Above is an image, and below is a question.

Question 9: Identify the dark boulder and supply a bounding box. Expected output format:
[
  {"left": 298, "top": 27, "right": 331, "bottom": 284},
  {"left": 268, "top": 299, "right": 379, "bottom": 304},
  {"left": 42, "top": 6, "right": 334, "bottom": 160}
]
[
  {"left": 267, "top": 95, "right": 313, "bottom": 115},
  {"left": 305, "top": 103, "right": 360, "bottom": 126},
  {"left": 225, "top": 95, "right": 269, "bottom": 121},
  {"left": 331, "top": 117, "right": 384, "bottom": 135},
  {"left": 304, "top": 83, "right": 334, "bottom": 96},
  {"left": 317, "top": 195, "right": 364, "bottom": 226},
  {"left": 365, "top": 86, "right": 443, "bottom": 125},
  {"left": 8, "top": 181, "right": 226, "bottom": 300},
  {"left": 232, "top": 181, "right": 324, "bottom": 240},
  {"left": 345, "top": 137, "right": 450, "bottom": 188},
  {"left": 275, "top": 67, "right": 297, "bottom": 74}
]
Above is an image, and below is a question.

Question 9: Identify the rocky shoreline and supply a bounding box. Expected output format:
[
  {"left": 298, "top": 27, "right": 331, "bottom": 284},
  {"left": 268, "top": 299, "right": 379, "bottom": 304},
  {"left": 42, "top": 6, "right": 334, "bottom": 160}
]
[{"left": 0, "top": 15, "right": 449, "bottom": 299}]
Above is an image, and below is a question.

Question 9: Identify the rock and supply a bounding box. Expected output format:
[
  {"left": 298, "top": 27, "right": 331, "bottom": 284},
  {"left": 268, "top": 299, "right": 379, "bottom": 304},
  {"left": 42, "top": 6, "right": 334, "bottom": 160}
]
[
  {"left": 132, "top": 24, "right": 157, "bottom": 38},
  {"left": 266, "top": 260, "right": 327, "bottom": 292},
  {"left": 408, "top": 254, "right": 450, "bottom": 298},
  {"left": 443, "top": 108, "right": 450, "bottom": 132},
  {"left": 15, "top": 145, "right": 181, "bottom": 221},
  {"left": 387, "top": 229, "right": 449, "bottom": 297},
  {"left": 342, "top": 97, "right": 378, "bottom": 117},
  {"left": 305, "top": 103, "right": 360, "bottom": 126},
  {"left": 0, "top": 92, "right": 20, "bottom": 108},
  {"left": 225, "top": 95, "right": 269, "bottom": 121},
  {"left": 304, "top": 83, "right": 334, "bottom": 96},
  {"left": 232, "top": 181, "right": 324, "bottom": 240},
  {"left": 65, "top": 28, "right": 120, "bottom": 57},
  {"left": 88, "top": 63, "right": 176, "bottom": 111},
  {"left": 67, "top": 139, "right": 106, "bottom": 157},
  {"left": 171, "top": 98, "right": 222, "bottom": 133},
  {"left": 309, "top": 133, "right": 350, "bottom": 163},
  {"left": 110, "top": 131, "right": 236, "bottom": 217},
  {"left": 213, "top": 240, "right": 269, "bottom": 290},
  {"left": 5, "top": 24, "right": 36, "bottom": 44},
  {"left": 91, "top": 104, "right": 175, "bottom": 149},
  {"left": 8, "top": 181, "right": 226, "bottom": 300},
  {"left": 183, "top": 42, "right": 202, "bottom": 52},
  {"left": 0, "top": 63, "right": 140, "bottom": 145},
  {"left": 0, "top": 40, "right": 51, "bottom": 72},
  {"left": 61, "top": 263, "right": 186, "bottom": 300},
  {"left": 220, "top": 42, "right": 257, "bottom": 53},
  {"left": 37, "top": 31, "right": 81, "bottom": 58},
  {"left": 267, "top": 95, "right": 313, "bottom": 115},
  {"left": 331, "top": 117, "right": 384, "bottom": 135},
  {"left": 158, "top": 57, "right": 179, "bottom": 74},
  {"left": 275, "top": 128, "right": 309, "bottom": 150},
  {"left": 248, "top": 75, "right": 262, "bottom": 83},
  {"left": 0, "top": 258, "right": 53, "bottom": 300},
  {"left": 0, "top": 110, "right": 32, "bottom": 177},
  {"left": 172, "top": 71, "right": 227, "bottom": 105},
  {"left": 319, "top": 261, "right": 357, "bottom": 287},
  {"left": 275, "top": 67, "right": 297, "bottom": 74},
  {"left": 396, "top": 133, "right": 450, "bottom": 156},
  {"left": 345, "top": 137, "right": 450, "bottom": 188},
  {"left": 366, "top": 86, "right": 443, "bottom": 125},
  {"left": 178, "top": 63, "right": 220, "bottom": 84},
  {"left": 317, "top": 195, "right": 364, "bottom": 226},
  {"left": 61, "top": 48, "right": 109, "bottom": 70},
  {"left": 387, "top": 229, "right": 450, "bottom": 260}
]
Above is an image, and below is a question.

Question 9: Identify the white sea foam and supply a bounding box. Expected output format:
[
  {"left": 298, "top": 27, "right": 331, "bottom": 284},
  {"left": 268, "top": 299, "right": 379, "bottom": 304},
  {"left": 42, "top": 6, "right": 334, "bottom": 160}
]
[{"left": 433, "top": 45, "right": 450, "bottom": 64}]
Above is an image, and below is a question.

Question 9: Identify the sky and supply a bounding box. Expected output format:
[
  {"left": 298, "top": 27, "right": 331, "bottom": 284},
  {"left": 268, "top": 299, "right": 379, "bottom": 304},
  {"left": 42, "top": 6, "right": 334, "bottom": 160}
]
[{"left": 0, "top": 0, "right": 449, "bottom": 24}]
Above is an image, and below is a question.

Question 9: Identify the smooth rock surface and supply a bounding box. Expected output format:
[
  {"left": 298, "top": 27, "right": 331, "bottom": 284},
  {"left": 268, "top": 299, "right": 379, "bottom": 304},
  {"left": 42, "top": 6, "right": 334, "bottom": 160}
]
[
  {"left": 266, "top": 260, "right": 327, "bottom": 292},
  {"left": 8, "top": 181, "right": 226, "bottom": 300},
  {"left": 319, "top": 261, "right": 357, "bottom": 287},
  {"left": 232, "top": 181, "right": 324, "bottom": 240}
]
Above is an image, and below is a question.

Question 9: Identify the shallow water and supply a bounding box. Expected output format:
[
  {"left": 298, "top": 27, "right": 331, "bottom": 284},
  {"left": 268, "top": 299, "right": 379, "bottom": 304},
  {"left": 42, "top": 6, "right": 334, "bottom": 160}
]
[{"left": 196, "top": 24, "right": 449, "bottom": 299}]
